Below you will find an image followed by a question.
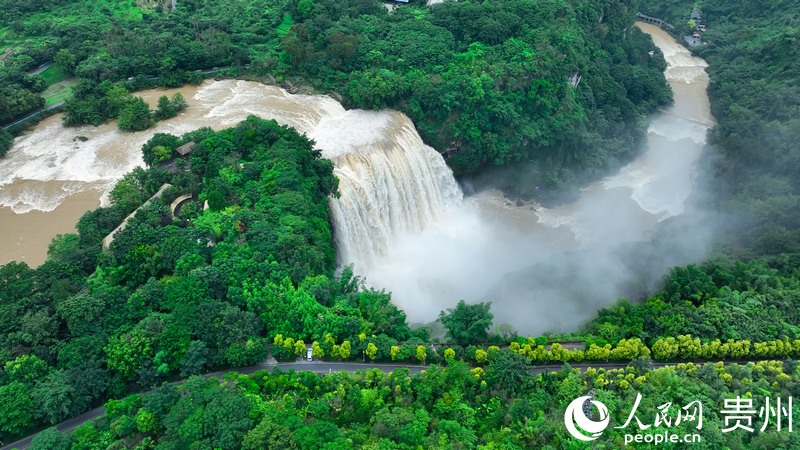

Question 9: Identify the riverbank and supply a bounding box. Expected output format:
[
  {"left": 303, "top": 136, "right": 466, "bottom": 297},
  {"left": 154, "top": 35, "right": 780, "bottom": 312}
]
[
  {"left": 0, "top": 26, "right": 709, "bottom": 284},
  {"left": 0, "top": 84, "right": 200, "bottom": 266}
]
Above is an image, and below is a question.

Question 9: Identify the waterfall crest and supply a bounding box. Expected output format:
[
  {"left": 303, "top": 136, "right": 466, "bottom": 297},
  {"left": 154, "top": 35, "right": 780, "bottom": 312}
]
[{"left": 311, "top": 110, "right": 463, "bottom": 269}]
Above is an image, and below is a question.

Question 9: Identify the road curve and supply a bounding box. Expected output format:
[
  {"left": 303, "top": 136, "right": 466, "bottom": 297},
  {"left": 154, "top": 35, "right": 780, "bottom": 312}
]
[{"left": 0, "top": 358, "right": 763, "bottom": 450}]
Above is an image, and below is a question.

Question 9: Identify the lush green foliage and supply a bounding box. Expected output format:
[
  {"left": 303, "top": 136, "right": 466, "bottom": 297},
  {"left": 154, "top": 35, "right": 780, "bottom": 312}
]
[
  {"left": 587, "top": 257, "right": 800, "bottom": 345},
  {"left": 63, "top": 82, "right": 184, "bottom": 131},
  {"left": 0, "top": 117, "right": 413, "bottom": 441},
  {"left": 153, "top": 92, "right": 188, "bottom": 121},
  {"left": 437, "top": 300, "right": 493, "bottom": 345},
  {"left": 0, "top": 61, "right": 45, "bottom": 124},
  {"left": 31, "top": 358, "right": 800, "bottom": 449},
  {"left": 3, "top": 0, "right": 800, "bottom": 447},
  {"left": 117, "top": 96, "right": 154, "bottom": 131},
  {"left": 278, "top": 0, "right": 672, "bottom": 199},
  {"left": 1, "top": 0, "right": 671, "bottom": 200},
  {"left": 640, "top": 0, "right": 800, "bottom": 257}
]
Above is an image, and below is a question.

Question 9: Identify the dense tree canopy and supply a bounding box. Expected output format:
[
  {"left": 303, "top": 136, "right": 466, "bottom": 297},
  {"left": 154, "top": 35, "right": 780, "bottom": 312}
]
[
  {"left": 639, "top": 0, "right": 800, "bottom": 257},
  {"left": 0, "top": 117, "right": 414, "bottom": 441},
  {"left": 586, "top": 257, "right": 800, "bottom": 345},
  {"left": 3, "top": 0, "right": 800, "bottom": 447},
  {"left": 437, "top": 300, "right": 494, "bottom": 345},
  {"left": 27, "top": 358, "right": 800, "bottom": 449},
  {"left": 1, "top": 0, "right": 671, "bottom": 200}
]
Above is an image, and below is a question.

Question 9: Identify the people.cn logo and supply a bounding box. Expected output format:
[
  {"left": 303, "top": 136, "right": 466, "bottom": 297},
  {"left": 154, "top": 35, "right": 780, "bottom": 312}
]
[{"left": 564, "top": 396, "right": 611, "bottom": 441}]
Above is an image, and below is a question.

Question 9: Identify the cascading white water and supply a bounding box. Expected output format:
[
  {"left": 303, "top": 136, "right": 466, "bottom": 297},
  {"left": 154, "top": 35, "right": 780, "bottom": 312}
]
[
  {"left": 0, "top": 79, "right": 464, "bottom": 267},
  {"left": 311, "top": 110, "right": 463, "bottom": 269},
  {"left": 3, "top": 25, "right": 713, "bottom": 335},
  {"left": 336, "top": 23, "right": 716, "bottom": 331}
]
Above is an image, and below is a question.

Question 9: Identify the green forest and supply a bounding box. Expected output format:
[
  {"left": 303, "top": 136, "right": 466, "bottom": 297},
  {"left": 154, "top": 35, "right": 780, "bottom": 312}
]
[
  {"left": 22, "top": 359, "right": 800, "bottom": 449},
  {"left": 639, "top": 0, "right": 800, "bottom": 257},
  {"left": 2, "top": 0, "right": 800, "bottom": 448},
  {"left": 0, "top": 0, "right": 672, "bottom": 201}
]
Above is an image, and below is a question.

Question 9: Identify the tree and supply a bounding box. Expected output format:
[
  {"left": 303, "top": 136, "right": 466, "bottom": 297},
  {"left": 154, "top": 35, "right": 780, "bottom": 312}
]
[
  {"left": 207, "top": 189, "right": 228, "bottom": 211},
  {"left": 105, "top": 332, "right": 154, "bottom": 380},
  {"left": 0, "top": 86, "right": 45, "bottom": 123},
  {"left": 142, "top": 133, "right": 180, "bottom": 166},
  {"left": 485, "top": 349, "right": 533, "bottom": 396},
  {"left": 677, "top": 334, "right": 702, "bottom": 360},
  {"left": 437, "top": 300, "right": 494, "bottom": 344},
  {"left": 105, "top": 85, "right": 135, "bottom": 117},
  {"left": 549, "top": 343, "right": 567, "bottom": 362},
  {"left": 5, "top": 354, "right": 51, "bottom": 385},
  {"left": 161, "top": 379, "right": 255, "bottom": 449},
  {"left": 118, "top": 97, "right": 154, "bottom": 132},
  {"left": 54, "top": 48, "right": 77, "bottom": 74},
  {"left": 171, "top": 92, "right": 188, "bottom": 111},
  {"left": 366, "top": 343, "right": 378, "bottom": 360},
  {"left": 225, "top": 338, "right": 267, "bottom": 367},
  {"left": 31, "top": 371, "right": 79, "bottom": 424},
  {"left": 108, "top": 170, "right": 147, "bottom": 214},
  {"left": 154, "top": 95, "right": 176, "bottom": 121},
  {"left": 58, "top": 336, "right": 106, "bottom": 369},
  {"left": 358, "top": 290, "right": 411, "bottom": 340},
  {"left": 416, "top": 345, "right": 426, "bottom": 363},
  {"left": 55, "top": 293, "right": 105, "bottom": 336},
  {"left": 0, "top": 382, "right": 34, "bottom": 435},
  {"left": 154, "top": 93, "right": 187, "bottom": 121},
  {"left": 180, "top": 341, "right": 209, "bottom": 377},
  {"left": 652, "top": 337, "right": 679, "bottom": 360},
  {"left": 611, "top": 338, "right": 650, "bottom": 361},
  {"left": 29, "top": 427, "right": 71, "bottom": 450},
  {"left": 339, "top": 340, "right": 352, "bottom": 360},
  {"left": 296, "top": 0, "right": 313, "bottom": 19},
  {"left": 294, "top": 339, "right": 306, "bottom": 357},
  {"left": 585, "top": 343, "right": 613, "bottom": 361},
  {"left": 242, "top": 416, "right": 298, "bottom": 450}
]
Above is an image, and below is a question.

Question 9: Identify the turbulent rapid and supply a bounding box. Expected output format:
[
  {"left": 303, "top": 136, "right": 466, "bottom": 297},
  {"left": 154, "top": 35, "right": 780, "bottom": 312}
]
[
  {"left": 347, "top": 23, "right": 716, "bottom": 332},
  {"left": 313, "top": 111, "right": 463, "bottom": 268},
  {"left": 0, "top": 81, "right": 463, "bottom": 267},
  {"left": 1, "top": 24, "right": 713, "bottom": 335}
]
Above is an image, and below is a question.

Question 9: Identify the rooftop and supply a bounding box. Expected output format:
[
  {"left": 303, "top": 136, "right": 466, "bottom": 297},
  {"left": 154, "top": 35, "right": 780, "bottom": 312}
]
[{"left": 175, "top": 141, "right": 196, "bottom": 156}]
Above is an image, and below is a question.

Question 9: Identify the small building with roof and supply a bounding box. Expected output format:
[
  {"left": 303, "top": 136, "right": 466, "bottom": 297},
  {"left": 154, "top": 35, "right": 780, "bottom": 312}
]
[{"left": 175, "top": 141, "right": 196, "bottom": 157}]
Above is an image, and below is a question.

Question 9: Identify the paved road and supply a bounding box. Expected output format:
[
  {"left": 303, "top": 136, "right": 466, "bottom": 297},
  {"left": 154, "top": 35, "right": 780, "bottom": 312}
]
[
  {"left": 0, "top": 360, "right": 428, "bottom": 450},
  {"left": 0, "top": 358, "right": 761, "bottom": 450},
  {"left": 29, "top": 62, "right": 54, "bottom": 76}
]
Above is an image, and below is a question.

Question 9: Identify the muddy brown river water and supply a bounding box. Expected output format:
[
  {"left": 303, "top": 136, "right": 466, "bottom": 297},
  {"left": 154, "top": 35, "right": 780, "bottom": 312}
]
[{"left": 0, "top": 24, "right": 715, "bottom": 336}]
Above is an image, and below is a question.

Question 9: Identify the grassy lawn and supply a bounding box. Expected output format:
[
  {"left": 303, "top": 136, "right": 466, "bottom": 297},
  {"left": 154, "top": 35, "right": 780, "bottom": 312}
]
[
  {"left": 39, "top": 65, "right": 69, "bottom": 84},
  {"left": 42, "top": 78, "right": 77, "bottom": 105},
  {"left": 276, "top": 13, "right": 294, "bottom": 36}
]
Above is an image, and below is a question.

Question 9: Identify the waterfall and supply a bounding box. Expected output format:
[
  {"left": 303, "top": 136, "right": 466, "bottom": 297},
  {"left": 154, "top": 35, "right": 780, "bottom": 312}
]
[
  {"left": 0, "top": 79, "right": 463, "bottom": 267},
  {"left": 311, "top": 110, "right": 463, "bottom": 269}
]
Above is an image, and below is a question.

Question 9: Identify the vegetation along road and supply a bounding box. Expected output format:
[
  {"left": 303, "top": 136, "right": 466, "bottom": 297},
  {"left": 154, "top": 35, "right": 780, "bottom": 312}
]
[{"left": 0, "top": 358, "right": 774, "bottom": 450}]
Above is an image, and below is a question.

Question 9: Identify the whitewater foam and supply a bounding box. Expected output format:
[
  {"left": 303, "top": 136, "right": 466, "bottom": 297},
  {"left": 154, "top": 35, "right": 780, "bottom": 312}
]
[{"left": 316, "top": 110, "right": 463, "bottom": 268}]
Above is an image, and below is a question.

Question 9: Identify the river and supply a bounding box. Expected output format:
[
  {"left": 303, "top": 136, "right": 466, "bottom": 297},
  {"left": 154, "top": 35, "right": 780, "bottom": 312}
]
[
  {"left": 0, "top": 25, "right": 713, "bottom": 335},
  {"left": 341, "top": 23, "right": 715, "bottom": 333}
]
